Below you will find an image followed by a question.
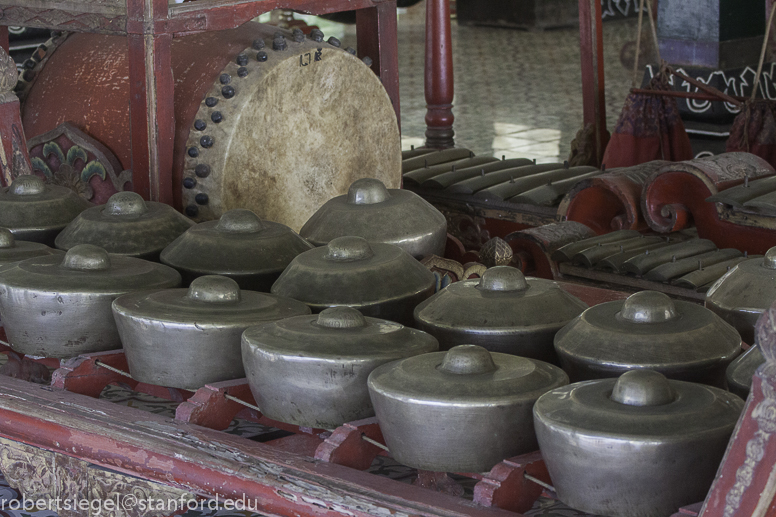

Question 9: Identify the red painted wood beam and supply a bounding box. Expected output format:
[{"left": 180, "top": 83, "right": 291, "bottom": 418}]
[
  {"left": 0, "top": 375, "right": 518, "bottom": 517},
  {"left": 424, "top": 0, "right": 455, "bottom": 148},
  {"left": 577, "top": 0, "right": 607, "bottom": 163},
  {"left": 126, "top": 0, "right": 175, "bottom": 204},
  {"left": 356, "top": 1, "right": 401, "bottom": 126}
]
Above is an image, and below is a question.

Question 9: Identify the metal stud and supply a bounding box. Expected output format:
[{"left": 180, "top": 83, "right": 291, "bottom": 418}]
[
  {"left": 195, "top": 164, "right": 211, "bottom": 178},
  {"left": 362, "top": 56, "right": 373, "bottom": 67},
  {"left": 200, "top": 135, "right": 214, "bottom": 148},
  {"left": 195, "top": 193, "right": 209, "bottom": 205},
  {"left": 211, "top": 111, "right": 223, "bottom": 123},
  {"left": 221, "top": 85, "right": 235, "bottom": 99},
  {"left": 183, "top": 177, "right": 197, "bottom": 189},
  {"left": 205, "top": 97, "right": 218, "bottom": 107},
  {"left": 253, "top": 39, "right": 265, "bottom": 50},
  {"left": 310, "top": 29, "right": 324, "bottom": 42},
  {"left": 185, "top": 205, "right": 199, "bottom": 217},
  {"left": 219, "top": 73, "right": 231, "bottom": 85},
  {"left": 23, "top": 59, "right": 35, "bottom": 70},
  {"left": 188, "top": 147, "right": 199, "bottom": 158},
  {"left": 292, "top": 28, "right": 305, "bottom": 42},
  {"left": 346, "top": 47, "right": 356, "bottom": 55},
  {"left": 193, "top": 119, "right": 207, "bottom": 131},
  {"left": 22, "top": 70, "right": 34, "bottom": 82},
  {"left": 327, "top": 36, "right": 341, "bottom": 48},
  {"left": 256, "top": 51, "right": 268, "bottom": 62},
  {"left": 273, "top": 35, "right": 287, "bottom": 51},
  {"left": 237, "top": 67, "right": 248, "bottom": 78},
  {"left": 236, "top": 53, "right": 249, "bottom": 66}
]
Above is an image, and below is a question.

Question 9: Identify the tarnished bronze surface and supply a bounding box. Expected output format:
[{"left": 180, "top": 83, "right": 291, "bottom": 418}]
[
  {"left": 596, "top": 241, "right": 671, "bottom": 272},
  {"left": 673, "top": 256, "right": 753, "bottom": 290},
  {"left": 418, "top": 158, "right": 534, "bottom": 190},
  {"left": 160, "top": 209, "right": 312, "bottom": 292},
  {"left": 300, "top": 178, "right": 447, "bottom": 259},
  {"left": 55, "top": 191, "right": 194, "bottom": 261},
  {"left": 271, "top": 236, "right": 435, "bottom": 325},
  {"left": 645, "top": 248, "right": 743, "bottom": 283},
  {"left": 447, "top": 163, "right": 564, "bottom": 195},
  {"left": 114, "top": 275, "right": 310, "bottom": 390},
  {"left": 22, "top": 23, "right": 401, "bottom": 230},
  {"left": 725, "top": 344, "right": 764, "bottom": 399},
  {"left": 368, "top": 344, "right": 568, "bottom": 472},
  {"left": 402, "top": 156, "right": 499, "bottom": 186},
  {"left": 0, "top": 175, "right": 91, "bottom": 246},
  {"left": 401, "top": 148, "right": 472, "bottom": 173},
  {"left": 572, "top": 235, "right": 664, "bottom": 268},
  {"left": 413, "top": 266, "right": 587, "bottom": 363},
  {"left": 476, "top": 166, "right": 598, "bottom": 202},
  {"left": 0, "top": 244, "right": 181, "bottom": 358},
  {"left": 706, "top": 248, "right": 776, "bottom": 344},
  {"left": 0, "top": 227, "right": 60, "bottom": 265},
  {"left": 620, "top": 239, "right": 718, "bottom": 275},
  {"left": 551, "top": 229, "right": 641, "bottom": 262},
  {"left": 241, "top": 306, "right": 438, "bottom": 429},
  {"left": 554, "top": 290, "right": 741, "bottom": 386},
  {"left": 534, "top": 369, "right": 744, "bottom": 517}
]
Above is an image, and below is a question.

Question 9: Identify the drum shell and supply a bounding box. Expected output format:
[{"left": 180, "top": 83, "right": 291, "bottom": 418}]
[{"left": 534, "top": 417, "right": 732, "bottom": 517}]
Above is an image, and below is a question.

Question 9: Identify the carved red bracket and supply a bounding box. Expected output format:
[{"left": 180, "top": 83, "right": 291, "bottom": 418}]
[
  {"left": 314, "top": 417, "right": 387, "bottom": 471},
  {"left": 472, "top": 451, "right": 551, "bottom": 514},
  {"left": 51, "top": 350, "right": 137, "bottom": 398}
]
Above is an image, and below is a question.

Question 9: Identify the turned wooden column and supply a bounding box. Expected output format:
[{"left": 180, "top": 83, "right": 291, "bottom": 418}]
[
  {"left": 126, "top": 0, "right": 175, "bottom": 204},
  {"left": 424, "top": 0, "right": 455, "bottom": 149},
  {"left": 578, "top": 0, "right": 607, "bottom": 164}
]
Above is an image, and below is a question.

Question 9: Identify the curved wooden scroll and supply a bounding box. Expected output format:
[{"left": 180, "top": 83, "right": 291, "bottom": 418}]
[
  {"left": 558, "top": 161, "right": 669, "bottom": 234},
  {"left": 642, "top": 153, "right": 775, "bottom": 234}
]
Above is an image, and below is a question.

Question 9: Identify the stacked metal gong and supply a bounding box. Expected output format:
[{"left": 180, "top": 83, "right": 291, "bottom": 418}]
[
  {"left": 0, "top": 174, "right": 91, "bottom": 246},
  {"left": 300, "top": 177, "right": 447, "bottom": 258},
  {"left": 241, "top": 306, "right": 439, "bottom": 429},
  {"left": 535, "top": 369, "right": 744, "bottom": 517},
  {"left": 271, "top": 235, "right": 435, "bottom": 325},
  {"left": 160, "top": 209, "right": 313, "bottom": 291},
  {"left": 554, "top": 290, "right": 741, "bottom": 387},
  {"left": 0, "top": 244, "right": 181, "bottom": 358},
  {"left": 114, "top": 275, "right": 310, "bottom": 389},
  {"left": 55, "top": 191, "right": 194, "bottom": 260},
  {"left": 414, "top": 266, "right": 587, "bottom": 363}
]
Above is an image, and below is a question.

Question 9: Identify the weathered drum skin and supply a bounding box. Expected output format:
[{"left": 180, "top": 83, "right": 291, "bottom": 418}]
[
  {"left": 0, "top": 245, "right": 181, "bottom": 358},
  {"left": 160, "top": 209, "right": 312, "bottom": 291},
  {"left": 114, "top": 275, "right": 310, "bottom": 390},
  {"left": 300, "top": 178, "right": 447, "bottom": 259},
  {"left": 0, "top": 175, "right": 91, "bottom": 246},
  {"left": 534, "top": 369, "right": 744, "bottom": 517},
  {"left": 55, "top": 192, "right": 194, "bottom": 261},
  {"left": 21, "top": 23, "right": 401, "bottom": 231},
  {"left": 413, "top": 266, "right": 587, "bottom": 363},
  {"left": 554, "top": 290, "right": 741, "bottom": 387},
  {"left": 241, "top": 307, "right": 438, "bottom": 429},
  {"left": 271, "top": 236, "right": 436, "bottom": 325},
  {"left": 368, "top": 345, "right": 568, "bottom": 472},
  {"left": 705, "top": 247, "right": 776, "bottom": 345}
]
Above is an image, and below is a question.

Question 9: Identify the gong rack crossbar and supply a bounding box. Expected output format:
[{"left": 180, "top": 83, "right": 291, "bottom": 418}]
[{"left": 0, "top": 0, "right": 400, "bottom": 205}]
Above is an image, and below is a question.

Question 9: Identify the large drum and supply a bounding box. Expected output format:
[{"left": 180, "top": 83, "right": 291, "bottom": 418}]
[{"left": 19, "top": 23, "right": 401, "bottom": 231}]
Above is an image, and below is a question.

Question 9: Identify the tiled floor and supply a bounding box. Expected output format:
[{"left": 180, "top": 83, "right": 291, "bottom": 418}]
[{"left": 281, "top": 4, "right": 640, "bottom": 163}]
